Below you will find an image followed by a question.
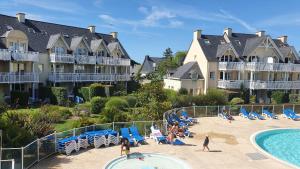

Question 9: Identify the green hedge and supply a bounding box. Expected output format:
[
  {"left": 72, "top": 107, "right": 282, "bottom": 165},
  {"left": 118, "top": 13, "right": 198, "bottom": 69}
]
[
  {"left": 271, "top": 91, "right": 289, "bottom": 104},
  {"left": 38, "top": 86, "right": 52, "bottom": 100},
  {"left": 50, "top": 87, "right": 67, "bottom": 106},
  {"left": 289, "top": 94, "right": 300, "bottom": 103},
  {"left": 11, "top": 91, "right": 29, "bottom": 106},
  {"left": 90, "top": 83, "right": 106, "bottom": 97},
  {"left": 91, "top": 97, "right": 107, "bottom": 114},
  {"left": 79, "top": 87, "right": 90, "bottom": 101}
]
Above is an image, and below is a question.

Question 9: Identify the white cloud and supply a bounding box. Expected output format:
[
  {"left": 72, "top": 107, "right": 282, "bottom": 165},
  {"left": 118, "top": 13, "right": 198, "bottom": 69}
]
[
  {"left": 219, "top": 9, "right": 256, "bottom": 32},
  {"left": 99, "top": 6, "right": 183, "bottom": 29},
  {"left": 257, "top": 14, "right": 300, "bottom": 27},
  {"left": 12, "top": 0, "right": 83, "bottom": 13}
]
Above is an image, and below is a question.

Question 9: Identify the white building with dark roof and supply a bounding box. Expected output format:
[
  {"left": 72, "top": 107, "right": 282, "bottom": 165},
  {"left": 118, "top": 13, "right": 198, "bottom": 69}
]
[
  {"left": 0, "top": 13, "right": 132, "bottom": 99},
  {"left": 169, "top": 28, "right": 300, "bottom": 103}
]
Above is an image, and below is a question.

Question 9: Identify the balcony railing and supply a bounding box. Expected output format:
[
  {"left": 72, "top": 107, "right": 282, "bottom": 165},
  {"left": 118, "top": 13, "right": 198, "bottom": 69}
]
[
  {"left": 0, "top": 49, "right": 11, "bottom": 61},
  {"left": 218, "top": 80, "right": 300, "bottom": 90},
  {"left": 75, "top": 55, "right": 96, "bottom": 64},
  {"left": 219, "top": 62, "right": 300, "bottom": 72},
  {"left": 48, "top": 73, "right": 130, "bottom": 83},
  {"left": 50, "top": 53, "right": 74, "bottom": 63},
  {"left": 0, "top": 72, "right": 39, "bottom": 83},
  {"left": 97, "top": 56, "right": 131, "bottom": 66},
  {"left": 0, "top": 49, "right": 39, "bottom": 62},
  {"left": 12, "top": 51, "right": 39, "bottom": 62}
]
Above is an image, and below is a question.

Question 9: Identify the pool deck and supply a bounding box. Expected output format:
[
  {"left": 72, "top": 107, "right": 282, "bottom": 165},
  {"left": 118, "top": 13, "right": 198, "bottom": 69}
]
[{"left": 33, "top": 116, "right": 299, "bottom": 169}]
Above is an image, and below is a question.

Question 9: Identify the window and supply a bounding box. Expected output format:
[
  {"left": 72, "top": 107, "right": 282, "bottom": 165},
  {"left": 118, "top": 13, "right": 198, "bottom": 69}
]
[
  {"left": 51, "top": 47, "right": 66, "bottom": 55},
  {"left": 38, "top": 64, "right": 44, "bottom": 73},
  {"left": 204, "top": 39, "right": 210, "bottom": 44},
  {"left": 76, "top": 48, "right": 87, "bottom": 55},
  {"left": 96, "top": 50, "right": 105, "bottom": 57},
  {"left": 210, "top": 72, "right": 215, "bottom": 80},
  {"left": 75, "top": 65, "right": 85, "bottom": 73},
  {"left": 9, "top": 42, "right": 26, "bottom": 52}
]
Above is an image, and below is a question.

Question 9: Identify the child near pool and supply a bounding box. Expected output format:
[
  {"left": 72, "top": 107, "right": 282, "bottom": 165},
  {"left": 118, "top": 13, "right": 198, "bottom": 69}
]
[{"left": 120, "top": 138, "right": 130, "bottom": 158}]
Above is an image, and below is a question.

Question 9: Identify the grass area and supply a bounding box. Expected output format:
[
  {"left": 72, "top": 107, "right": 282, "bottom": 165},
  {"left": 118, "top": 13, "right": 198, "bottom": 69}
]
[{"left": 54, "top": 114, "right": 101, "bottom": 132}]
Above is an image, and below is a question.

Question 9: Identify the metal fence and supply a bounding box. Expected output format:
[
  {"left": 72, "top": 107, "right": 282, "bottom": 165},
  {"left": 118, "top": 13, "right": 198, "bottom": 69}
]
[
  {"left": 164, "top": 104, "right": 300, "bottom": 122},
  {"left": 0, "top": 120, "right": 166, "bottom": 169}
]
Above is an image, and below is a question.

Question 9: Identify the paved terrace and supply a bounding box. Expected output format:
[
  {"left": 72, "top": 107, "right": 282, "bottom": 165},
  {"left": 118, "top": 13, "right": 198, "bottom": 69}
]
[{"left": 33, "top": 116, "right": 298, "bottom": 169}]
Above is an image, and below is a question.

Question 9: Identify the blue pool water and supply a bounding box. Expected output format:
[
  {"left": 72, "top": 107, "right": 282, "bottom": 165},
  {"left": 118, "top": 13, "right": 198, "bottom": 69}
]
[
  {"left": 104, "top": 153, "right": 190, "bottom": 169},
  {"left": 255, "top": 129, "right": 300, "bottom": 167}
]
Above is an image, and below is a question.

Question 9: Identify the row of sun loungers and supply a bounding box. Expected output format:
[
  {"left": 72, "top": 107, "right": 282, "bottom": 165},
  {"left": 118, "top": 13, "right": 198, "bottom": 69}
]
[{"left": 218, "top": 107, "right": 300, "bottom": 121}]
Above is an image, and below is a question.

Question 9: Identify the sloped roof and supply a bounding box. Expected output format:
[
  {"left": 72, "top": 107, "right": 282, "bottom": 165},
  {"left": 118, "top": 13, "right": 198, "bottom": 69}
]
[
  {"left": 198, "top": 35, "right": 225, "bottom": 61},
  {"left": 242, "top": 36, "right": 265, "bottom": 56},
  {"left": 140, "top": 56, "right": 166, "bottom": 74},
  {"left": 216, "top": 43, "right": 232, "bottom": 59},
  {"left": 171, "top": 61, "right": 203, "bottom": 80},
  {"left": 91, "top": 39, "right": 103, "bottom": 52},
  {"left": 0, "top": 14, "right": 131, "bottom": 59}
]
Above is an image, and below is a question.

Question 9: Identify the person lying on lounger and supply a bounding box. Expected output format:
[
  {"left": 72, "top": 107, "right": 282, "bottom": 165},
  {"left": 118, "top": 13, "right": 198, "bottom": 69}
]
[
  {"left": 120, "top": 138, "right": 130, "bottom": 158},
  {"left": 224, "top": 110, "right": 234, "bottom": 121}
]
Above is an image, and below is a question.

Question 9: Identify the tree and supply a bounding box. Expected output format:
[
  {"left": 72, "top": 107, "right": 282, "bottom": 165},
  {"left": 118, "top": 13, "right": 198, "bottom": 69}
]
[
  {"left": 163, "top": 48, "right": 173, "bottom": 59},
  {"left": 174, "top": 51, "right": 187, "bottom": 66}
]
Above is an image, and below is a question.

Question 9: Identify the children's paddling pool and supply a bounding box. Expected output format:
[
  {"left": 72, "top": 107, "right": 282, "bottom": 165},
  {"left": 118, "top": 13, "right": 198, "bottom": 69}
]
[
  {"left": 253, "top": 129, "right": 300, "bottom": 168},
  {"left": 103, "top": 153, "right": 190, "bottom": 169}
]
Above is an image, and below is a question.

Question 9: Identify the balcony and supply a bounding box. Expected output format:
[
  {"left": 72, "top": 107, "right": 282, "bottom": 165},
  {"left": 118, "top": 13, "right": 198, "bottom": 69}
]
[
  {"left": 49, "top": 73, "right": 130, "bottom": 83},
  {"left": 75, "top": 55, "right": 96, "bottom": 65},
  {"left": 218, "top": 80, "right": 300, "bottom": 90},
  {"left": 50, "top": 53, "right": 74, "bottom": 64},
  {"left": 12, "top": 51, "right": 39, "bottom": 62},
  {"left": 219, "top": 62, "right": 300, "bottom": 72},
  {"left": 97, "top": 57, "right": 131, "bottom": 66},
  {"left": 0, "top": 72, "right": 39, "bottom": 83},
  {"left": 0, "top": 49, "right": 11, "bottom": 61}
]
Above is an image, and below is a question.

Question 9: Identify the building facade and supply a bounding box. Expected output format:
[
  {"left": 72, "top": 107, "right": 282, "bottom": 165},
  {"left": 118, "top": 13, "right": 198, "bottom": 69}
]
[
  {"left": 0, "top": 13, "right": 132, "bottom": 99},
  {"left": 177, "top": 28, "right": 300, "bottom": 103}
]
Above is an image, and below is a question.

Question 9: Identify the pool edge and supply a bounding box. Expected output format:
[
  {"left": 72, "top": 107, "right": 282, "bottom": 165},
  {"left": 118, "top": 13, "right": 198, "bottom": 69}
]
[
  {"left": 250, "top": 128, "right": 300, "bottom": 169},
  {"left": 102, "top": 153, "right": 191, "bottom": 169}
]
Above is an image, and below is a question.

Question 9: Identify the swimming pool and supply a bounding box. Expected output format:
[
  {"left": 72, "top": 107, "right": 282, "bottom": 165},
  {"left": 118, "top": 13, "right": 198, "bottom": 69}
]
[
  {"left": 253, "top": 128, "right": 300, "bottom": 168},
  {"left": 103, "top": 153, "right": 190, "bottom": 169}
]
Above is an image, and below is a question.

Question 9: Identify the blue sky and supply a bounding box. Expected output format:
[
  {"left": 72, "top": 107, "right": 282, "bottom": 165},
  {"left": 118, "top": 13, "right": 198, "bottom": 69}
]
[{"left": 1, "top": 0, "right": 300, "bottom": 63}]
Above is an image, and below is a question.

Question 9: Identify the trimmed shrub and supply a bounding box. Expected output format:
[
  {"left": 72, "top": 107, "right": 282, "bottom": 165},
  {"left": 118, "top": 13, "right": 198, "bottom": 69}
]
[
  {"left": 72, "top": 117, "right": 95, "bottom": 128},
  {"left": 250, "top": 95, "right": 256, "bottom": 104},
  {"left": 79, "top": 87, "right": 90, "bottom": 101},
  {"left": 178, "top": 88, "right": 188, "bottom": 95},
  {"left": 271, "top": 91, "right": 289, "bottom": 104},
  {"left": 11, "top": 91, "right": 29, "bottom": 107},
  {"left": 90, "top": 83, "right": 106, "bottom": 97},
  {"left": 124, "top": 96, "right": 137, "bottom": 108},
  {"left": 230, "top": 97, "right": 244, "bottom": 105},
  {"left": 105, "top": 97, "right": 128, "bottom": 111},
  {"left": 127, "top": 80, "right": 141, "bottom": 93},
  {"left": 40, "top": 105, "right": 72, "bottom": 123},
  {"left": 50, "top": 87, "right": 67, "bottom": 106},
  {"left": 91, "top": 97, "right": 107, "bottom": 114},
  {"left": 289, "top": 94, "right": 300, "bottom": 103}
]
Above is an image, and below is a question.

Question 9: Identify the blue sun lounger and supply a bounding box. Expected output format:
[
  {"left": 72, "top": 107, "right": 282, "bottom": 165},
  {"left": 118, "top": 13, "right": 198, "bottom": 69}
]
[
  {"left": 181, "top": 111, "right": 198, "bottom": 123},
  {"left": 249, "top": 111, "right": 265, "bottom": 120},
  {"left": 262, "top": 109, "right": 278, "bottom": 119},
  {"left": 120, "top": 128, "right": 135, "bottom": 145},
  {"left": 171, "top": 113, "right": 191, "bottom": 126},
  {"left": 239, "top": 108, "right": 255, "bottom": 120},
  {"left": 129, "top": 126, "right": 145, "bottom": 144},
  {"left": 283, "top": 109, "right": 300, "bottom": 120}
]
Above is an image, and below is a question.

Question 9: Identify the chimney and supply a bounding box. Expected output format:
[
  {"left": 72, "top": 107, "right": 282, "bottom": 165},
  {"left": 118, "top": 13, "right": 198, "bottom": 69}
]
[
  {"left": 16, "top": 13, "right": 25, "bottom": 23},
  {"left": 278, "top": 35, "right": 288, "bottom": 44},
  {"left": 110, "top": 32, "right": 118, "bottom": 39},
  {"left": 224, "top": 28, "right": 232, "bottom": 37},
  {"left": 256, "top": 31, "right": 265, "bottom": 37},
  {"left": 193, "top": 29, "right": 202, "bottom": 40},
  {"left": 88, "top": 25, "right": 95, "bottom": 33}
]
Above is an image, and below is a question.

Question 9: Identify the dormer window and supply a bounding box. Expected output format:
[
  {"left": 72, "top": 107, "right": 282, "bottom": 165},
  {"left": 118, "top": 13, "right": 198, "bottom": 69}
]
[
  {"left": 204, "top": 39, "right": 210, "bottom": 45},
  {"left": 96, "top": 50, "right": 105, "bottom": 57},
  {"left": 235, "top": 40, "right": 241, "bottom": 46},
  {"left": 51, "top": 47, "right": 66, "bottom": 55},
  {"left": 9, "top": 42, "right": 26, "bottom": 52},
  {"left": 76, "top": 48, "right": 87, "bottom": 55}
]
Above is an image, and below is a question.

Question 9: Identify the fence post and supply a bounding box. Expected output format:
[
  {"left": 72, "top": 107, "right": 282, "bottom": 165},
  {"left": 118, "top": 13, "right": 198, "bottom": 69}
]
[
  {"left": 112, "top": 122, "right": 115, "bottom": 131},
  {"left": 21, "top": 147, "right": 24, "bottom": 169},
  {"left": 193, "top": 104, "right": 196, "bottom": 118},
  {"left": 293, "top": 104, "right": 295, "bottom": 112},
  {"left": 283, "top": 104, "right": 285, "bottom": 112},
  {"left": 261, "top": 105, "right": 264, "bottom": 114},
  {"left": 251, "top": 105, "right": 253, "bottom": 112},
  {"left": 12, "top": 159, "right": 15, "bottom": 169},
  {"left": 217, "top": 106, "right": 220, "bottom": 114},
  {"left": 37, "top": 139, "right": 40, "bottom": 162},
  {"left": 272, "top": 105, "right": 275, "bottom": 114},
  {"left": 54, "top": 131, "right": 57, "bottom": 153},
  {"left": 205, "top": 106, "right": 208, "bottom": 117}
]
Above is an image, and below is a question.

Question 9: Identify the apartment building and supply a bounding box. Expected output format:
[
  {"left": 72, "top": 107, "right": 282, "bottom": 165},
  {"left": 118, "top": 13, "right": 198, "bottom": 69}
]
[
  {"left": 165, "top": 28, "right": 300, "bottom": 103},
  {"left": 0, "top": 13, "right": 132, "bottom": 99}
]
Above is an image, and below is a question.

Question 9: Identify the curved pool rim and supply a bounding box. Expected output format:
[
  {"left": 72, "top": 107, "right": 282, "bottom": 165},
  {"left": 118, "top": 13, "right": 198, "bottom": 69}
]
[
  {"left": 250, "top": 128, "right": 300, "bottom": 169},
  {"left": 102, "top": 152, "right": 191, "bottom": 169}
]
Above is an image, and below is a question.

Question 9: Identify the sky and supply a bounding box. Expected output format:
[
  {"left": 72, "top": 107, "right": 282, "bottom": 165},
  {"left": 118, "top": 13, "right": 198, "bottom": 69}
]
[{"left": 1, "top": 0, "right": 300, "bottom": 63}]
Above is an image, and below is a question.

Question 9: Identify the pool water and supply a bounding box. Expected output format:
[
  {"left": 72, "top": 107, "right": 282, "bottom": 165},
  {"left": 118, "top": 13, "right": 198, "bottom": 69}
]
[
  {"left": 104, "top": 153, "right": 190, "bottom": 169},
  {"left": 255, "top": 129, "right": 300, "bottom": 167}
]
